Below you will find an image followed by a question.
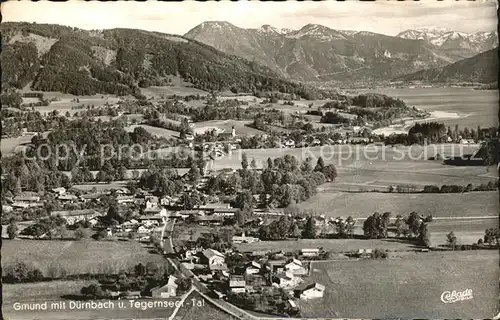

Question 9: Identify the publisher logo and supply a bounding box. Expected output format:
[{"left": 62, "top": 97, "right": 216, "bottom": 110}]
[{"left": 440, "top": 289, "right": 473, "bottom": 303}]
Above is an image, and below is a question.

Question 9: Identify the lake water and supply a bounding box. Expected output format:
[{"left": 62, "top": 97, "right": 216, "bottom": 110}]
[{"left": 357, "top": 87, "right": 498, "bottom": 129}]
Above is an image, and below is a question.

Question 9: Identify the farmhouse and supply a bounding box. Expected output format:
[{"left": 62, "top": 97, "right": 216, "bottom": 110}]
[
  {"left": 295, "top": 283, "right": 325, "bottom": 300},
  {"left": 50, "top": 209, "right": 102, "bottom": 224},
  {"left": 245, "top": 261, "right": 262, "bottom": 275},
  {"left": 201, "top": 248, "right": 225, "bottom": 266},
  {"left": 151, "top": 275, "right": 178, "bottom": 298},
  {"left": 285, "top": 259, "right": 308, "bottom": 276},
  {"left": 275, "top": 271, "right": 302, "bottom": 289}
]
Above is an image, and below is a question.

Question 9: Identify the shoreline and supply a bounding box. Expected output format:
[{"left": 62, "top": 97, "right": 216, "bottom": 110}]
[{"left": 372, "top": 109, "right": 470, "bottom": 136}]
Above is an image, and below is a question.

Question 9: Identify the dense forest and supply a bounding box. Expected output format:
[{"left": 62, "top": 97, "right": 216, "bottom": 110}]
[{"left": 1, "top": 22, "right": 341, "bottom": 100}]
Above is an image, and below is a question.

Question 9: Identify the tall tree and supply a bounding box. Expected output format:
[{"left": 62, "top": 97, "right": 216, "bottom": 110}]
[
  {"left": 241, "top": 153, "right": 249, "bottom": 170},
  {"left": 302, "top": 216, "right": 317, "bottom": 239},
  {"left": 446, "top": 231, "right": 457, "bottom": 250},
  {"left": 314, "top": 157, "right": 325, "bottom": 172}
]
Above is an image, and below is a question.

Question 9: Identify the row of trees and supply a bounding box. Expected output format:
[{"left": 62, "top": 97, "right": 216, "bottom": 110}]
[{"left": 363, "top": 212, "right": 433, "bottom": 246}]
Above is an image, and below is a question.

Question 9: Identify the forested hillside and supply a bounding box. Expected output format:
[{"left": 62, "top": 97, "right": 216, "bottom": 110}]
[{"left": 1, "top": 22, "right": 338, "bottom": 99}]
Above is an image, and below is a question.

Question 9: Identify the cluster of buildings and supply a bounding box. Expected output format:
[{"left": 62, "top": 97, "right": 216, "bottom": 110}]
[{"left": 176, "top": 242, "right": 326, "bottom": 314}]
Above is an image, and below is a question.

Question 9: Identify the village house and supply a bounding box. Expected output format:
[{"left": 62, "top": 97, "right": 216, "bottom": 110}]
[
  {"left": 201, "top": 248, "right": 225, "bottom": 266},
  {"left": 136, "top": 225, "right": 152, "bottom": 234},
  {"left": 194, "top": 215, "right": 224, "bottom": 226},
  {"left": 229, "top": 275, "right": 246, "bottom": 293},
  {"left": 80, "top": 193, "right": 103, "bottom": 203},
  {"left": 51, "top": 209, "right": 102, "bottom": 225},
  {"left": 245, "top": 261, "right": 262, "bottom": 275},
  {"left": 143, "top": 206, "right": 167, "bottom": 216},
  {"left": 295, "top": 283, "right": 325, "bottom": 299},
  {"left": 285, "top": 258, "right": 307, "bottom": 276},
  {"left": 151, "top": 275, "right": 178, "bottom": 298},
  {"left": 209, "top": 263, "right": 228, "bottom": 273},
  {"left": 145, "top": 195, "right": 159, "bottom": 208},
  {"left": 58, "top": 194, "right": 78, "bottom": 202},
  {"left": 232, "top": 232, "right": 260, "bottom": 244},
  {"left": 14, "top": 194, "right": 41, "bottom": 203},
  {"left": 117, "top": 195, "right": 135, "bottom": 204},
  {"left": 275, "top": 271, "right": 302, "bottom": 289},
  {"left": 52, "top": 187, "right": 66, "bottom": 195},
  {"left": 301, "top": 248, "right": 320, "bottom": 258}
]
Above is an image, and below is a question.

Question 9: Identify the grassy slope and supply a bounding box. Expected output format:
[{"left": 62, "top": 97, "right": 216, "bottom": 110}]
[
  {"left": 300, "top": 251, "right": 498, "bottom": 318},
  {"left": 1, "top": 239, "right": 167, "bottom": 275}
]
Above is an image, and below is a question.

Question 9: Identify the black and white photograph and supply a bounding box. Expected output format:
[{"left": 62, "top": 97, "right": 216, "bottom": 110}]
[{"left": 1, "top": 1, "right": 499, "bottom": 319}]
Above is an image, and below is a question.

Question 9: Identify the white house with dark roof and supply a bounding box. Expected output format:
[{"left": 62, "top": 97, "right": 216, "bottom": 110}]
[
  {"left": 201, "top": 248, "right": 225, "bottom": 266},
  {"left": 296, "top": 283, "right": 325, "bottom": 299},
  {"left": 151, "top": 275, "right": 178, "bottom": 298}
]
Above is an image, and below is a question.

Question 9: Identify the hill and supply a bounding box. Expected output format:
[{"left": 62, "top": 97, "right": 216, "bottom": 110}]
[
  {"left": 184, "top": 21, "right": 494, "bottom": 82},
  {"left": 1, "top": 22, "right": 338, "bottom": 99},
  {"left": 394, "top": 48, "right": 498, "bottom": 84}
]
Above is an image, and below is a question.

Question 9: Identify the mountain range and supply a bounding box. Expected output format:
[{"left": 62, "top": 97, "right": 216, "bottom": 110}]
[
  {"left": 1, "top": 22, "right": 338, "bottom": 99},
  {"left": 394, "top": 47, "right": 498, "bottom": 84},
  {"left": 397, "top": 27, "right": 497, "bottom": 53},
  {"left": 185, "top": 21, "right": 498, "bottom": 82}
]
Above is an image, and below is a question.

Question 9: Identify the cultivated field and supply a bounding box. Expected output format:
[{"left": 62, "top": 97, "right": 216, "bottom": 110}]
[
  {"left": 140, "top": 85, "right": 208, "bottom": 98},
  {"left": 1, "top": 131, "right": 51, "bottom": 155},
  {"left": 296, "top": 191, "right": 498, "bottom": 218},
  {"left": 298, "top": 251, "right": 499, "bottom": 318},
  {"left": 192, "top": 120, "right": 264, "bottom": 136},
  {"left": 212, "top": 144, "right": 486, "bottom": 169},
  {"left": 3, "top": 280, "right": 179, "bottom": 320},
  {"left": 22, "top": 90, "right": 123, "bottom": 116},
  {"left": 70, "top": 181, "right": 129, "bottom": 191},
  {"left": 2, "top": 239, "right": 167, "bottom": 276}
]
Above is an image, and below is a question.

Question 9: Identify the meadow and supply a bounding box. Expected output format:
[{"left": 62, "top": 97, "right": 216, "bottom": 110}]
[
  {"left": 296, "top": 191, "right": 498, "bottom": 218},
  {"left": 1, "top": 239, "right": 167, "bottom": 276},
  {"left": 3, "top": 279, "right": 179, "bottom": 320},
  {"left": 140, "top": 85, "right": 208, "bottom": 98},
  {"left": 193, "top": 119, "right": 264, "bottom": 136},
  {"left": 298, "top": 250, "right": 498, "bottom": 318}
]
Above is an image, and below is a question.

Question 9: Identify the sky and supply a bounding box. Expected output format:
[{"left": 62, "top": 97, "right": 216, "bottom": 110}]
[{"left": 2, "top": 0, "right": 497, "bottom": 36}]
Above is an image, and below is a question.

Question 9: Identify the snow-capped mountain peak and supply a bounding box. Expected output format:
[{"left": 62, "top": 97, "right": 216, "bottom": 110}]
[
  {"left": 258, "top": 24, "right": 293, "bottom": 35},
  {"left": 397, "top": 27, "right": 497, "bottom": 50}
]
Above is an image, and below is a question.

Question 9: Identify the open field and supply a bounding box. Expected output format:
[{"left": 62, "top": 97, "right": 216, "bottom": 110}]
[
  {"left": 125, "top": 124, "right": 180, "bottom": 140},
  {"left": 296, "top": 191, "right": 498, "bottom": 218},
  {"left": 140, "top": 85, "right": 208, "bottom": 98},
  {"left": 70, "top": 181, "right": 129, "bottom": 191},
  {"left": 298, "top": 250, "right": 499, "bottom": 318},
  {"left": 1, "top": 239, "right": 167, "bottom": 276},
  {"left": 22, "top": 91, "right": 123, "bottom": 115},
  {"left": 1, "top": 131, "right": 51, "bottom": 155},
  {"left": 3, "top": 280, "right": 179, "bottom": 320},
  {"left": 212, "top": 144, "right": 486, "bottom": 169},
  {"left": 193, "top": 119, "right": 265, "bottom": 136},
  {"left": 236, "top": 218, "right": 497, "bottom": 252}
]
